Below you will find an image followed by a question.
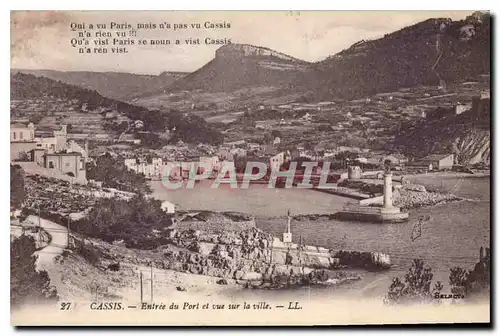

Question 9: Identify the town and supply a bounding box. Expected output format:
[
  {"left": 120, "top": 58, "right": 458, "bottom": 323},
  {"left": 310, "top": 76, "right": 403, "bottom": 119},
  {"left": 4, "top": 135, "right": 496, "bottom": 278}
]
[{"left": 10, "top": 10, "right": 491, "bottom": 326}]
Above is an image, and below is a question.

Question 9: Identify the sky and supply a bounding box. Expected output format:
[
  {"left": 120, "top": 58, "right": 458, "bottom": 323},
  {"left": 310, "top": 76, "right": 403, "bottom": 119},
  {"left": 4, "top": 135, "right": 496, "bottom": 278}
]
[{"left": 11, "top": 10, "right": 473, "bottom": 75}]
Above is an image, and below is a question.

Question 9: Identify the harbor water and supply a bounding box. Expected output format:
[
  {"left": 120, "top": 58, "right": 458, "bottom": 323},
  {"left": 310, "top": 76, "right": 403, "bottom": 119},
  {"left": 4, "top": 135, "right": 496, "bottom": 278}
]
[{"left": 149, "top": 175, "right": 490, "bottom": 299}]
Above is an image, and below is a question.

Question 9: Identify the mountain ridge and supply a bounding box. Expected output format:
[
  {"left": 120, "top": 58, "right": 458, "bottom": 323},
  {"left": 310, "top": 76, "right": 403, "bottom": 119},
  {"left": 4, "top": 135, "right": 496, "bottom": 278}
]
[
  {"left": 12, "top": 69, "right": 189, "bottom": 101},
  {"left": 136, "top": 13, "right": 489, "bottom": 105}
]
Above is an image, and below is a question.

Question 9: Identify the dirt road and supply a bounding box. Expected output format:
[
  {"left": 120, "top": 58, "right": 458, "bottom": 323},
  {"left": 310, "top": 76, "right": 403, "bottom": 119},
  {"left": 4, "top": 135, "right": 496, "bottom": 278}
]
[{"left": 26, "top": 215, "right": 68, "bottom": 271}]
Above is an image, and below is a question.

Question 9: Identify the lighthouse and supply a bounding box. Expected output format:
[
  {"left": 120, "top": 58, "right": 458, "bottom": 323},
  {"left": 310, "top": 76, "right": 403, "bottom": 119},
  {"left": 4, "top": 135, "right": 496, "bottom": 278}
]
[{"left": 283, "top": 209, "right": 293, "bottom": 244}]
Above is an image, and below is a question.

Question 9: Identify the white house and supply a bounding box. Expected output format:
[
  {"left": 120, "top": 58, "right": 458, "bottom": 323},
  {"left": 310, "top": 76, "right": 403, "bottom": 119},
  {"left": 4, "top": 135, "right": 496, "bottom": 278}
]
[
  {"left": 161, "top": 200, "right": 176, "bottom": 214},
  {"left": 11, "top": 122, "right": 35, "bottom": 142}
]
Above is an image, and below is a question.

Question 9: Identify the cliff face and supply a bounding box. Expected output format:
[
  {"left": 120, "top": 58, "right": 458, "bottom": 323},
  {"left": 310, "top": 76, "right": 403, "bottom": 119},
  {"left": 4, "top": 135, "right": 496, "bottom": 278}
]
[
  {"left": 166, "top": 43, "right": 310, "bottom": 93},
  {"left": 135, "top": 14, "right": 489, "bottom": 105},
  {"left": 394, "top": 110, "right": 490, "bottom": 165},
  {"left": 453, "top": 130, "right": 490, "bottom": 164},
  {"left": 215, "top": 44, "right": 307, "bottom": 64}
]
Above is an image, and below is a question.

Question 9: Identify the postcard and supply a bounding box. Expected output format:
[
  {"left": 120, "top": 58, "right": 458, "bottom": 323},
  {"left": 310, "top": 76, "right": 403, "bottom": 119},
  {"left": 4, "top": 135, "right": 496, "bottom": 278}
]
[{"left": 10, "top": 10, "right": 491, "bottom": 326}]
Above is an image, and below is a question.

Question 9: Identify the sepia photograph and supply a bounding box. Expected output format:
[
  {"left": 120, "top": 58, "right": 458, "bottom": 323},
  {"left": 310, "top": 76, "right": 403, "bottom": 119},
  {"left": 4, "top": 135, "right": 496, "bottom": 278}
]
[{"left": 9, "top": 10, "right": 491, "bottom": 326}]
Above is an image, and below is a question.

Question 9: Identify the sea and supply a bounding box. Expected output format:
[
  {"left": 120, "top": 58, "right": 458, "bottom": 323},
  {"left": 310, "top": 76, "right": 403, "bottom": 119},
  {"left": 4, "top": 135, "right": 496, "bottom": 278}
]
[{"left": 149, "top": 175, "right": 490, "bottom": 300}]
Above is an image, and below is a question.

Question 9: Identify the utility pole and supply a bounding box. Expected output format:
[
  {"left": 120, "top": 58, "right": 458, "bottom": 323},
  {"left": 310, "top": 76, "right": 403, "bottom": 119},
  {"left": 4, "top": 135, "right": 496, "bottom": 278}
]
[
  {"left": 67, "top": 216, "right": 71, "bottom": 249},
  {"left": 37, "top": 201, "right": 41, "bottom": 244},
  {"left": 269, "top": 238, "right": 273, "bottom": 265},
  {"left": 140, "top": 272, "right": 143, "bottom": 304},
  {"left": 150, "top": 261, "right": 154, "bottom": 303}
]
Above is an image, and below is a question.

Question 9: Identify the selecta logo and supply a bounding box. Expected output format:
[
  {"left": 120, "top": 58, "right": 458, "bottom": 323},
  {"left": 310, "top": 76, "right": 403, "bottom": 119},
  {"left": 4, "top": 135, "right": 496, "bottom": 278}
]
[{"left": 161, "top": 161, "right": 339, "bottom": 189}]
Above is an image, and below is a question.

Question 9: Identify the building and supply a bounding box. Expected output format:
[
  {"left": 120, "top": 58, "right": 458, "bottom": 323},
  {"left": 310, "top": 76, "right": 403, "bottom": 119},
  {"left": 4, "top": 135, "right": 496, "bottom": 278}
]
[
  {"left": 124, "top": 157, "right": 165, "bottom": 179},
  {"left": 33, "top": 124, "right": 68, "bottom": 153},
  {"left": 124, "top": 158, "right": 138, "bottom": 171},
  {"left": 11, "top": 122, "right": 35, "bottom": 142},
  {"left": 161, "top": 201, "right": 176, "bottom": 214},
  {"left": 11, "top": 141, "right": 39, "bottom": 161},
  {"left": 269, "top": 151, "right": 291, "bottom": 171},
  {"left": 472, "top": 93, "right": 490, "bottom": 119},
  {"left": 200, "top": 156, "right": 220, "bottom": 174},
  {"left": 420, "top": 153, "right": 455, "bottom": 171},
  {"left": 382, "top": 154, "right": 408, "bottom": 166},
  {"left": 218, "top": 148, "right": 234, "bottom": 161},
  {"left": 66, "top": 140, "right": 89, "bottom": 159},
  {"left": 455, "top": 103, "right": 471, "bottom": 116},
  {"left": 45, "top": 151, "right": 87, "bottom": 184},
  {"left": 406, "top": 161, "right": 433, "bottom": 173},
  {"left": 31, "top": 148, "right": 46, "bottom": 166},
  {"left": 10, "top": 123, "right": 38, "bottom": 161}
]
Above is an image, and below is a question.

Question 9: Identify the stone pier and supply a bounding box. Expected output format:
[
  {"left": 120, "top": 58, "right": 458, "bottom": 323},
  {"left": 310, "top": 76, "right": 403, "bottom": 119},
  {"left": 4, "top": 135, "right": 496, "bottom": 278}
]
[{"left": 334, "top": 171, "right": 409, "bottom": 223}]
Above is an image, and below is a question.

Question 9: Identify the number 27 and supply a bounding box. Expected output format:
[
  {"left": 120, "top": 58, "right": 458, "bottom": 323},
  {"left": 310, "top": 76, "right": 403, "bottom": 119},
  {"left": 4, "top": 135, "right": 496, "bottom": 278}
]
[{"left": 60, "top": 302, "right": 71, "bottom": 310}]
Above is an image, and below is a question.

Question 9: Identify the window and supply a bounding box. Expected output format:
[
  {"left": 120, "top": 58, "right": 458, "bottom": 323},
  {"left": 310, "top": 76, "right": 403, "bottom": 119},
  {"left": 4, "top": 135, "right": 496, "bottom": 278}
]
[
  {"left": 65, "top": 162, "right": 70, "bottom": 167},
  {"left": 48, "top": 161, "right": 54, "bottom": 169},
  {"left": 12, "top": 132, "right": 16, "bottom": 140},
  {"left": 19, "top": 132, "right": 23, "bottom": 140}
]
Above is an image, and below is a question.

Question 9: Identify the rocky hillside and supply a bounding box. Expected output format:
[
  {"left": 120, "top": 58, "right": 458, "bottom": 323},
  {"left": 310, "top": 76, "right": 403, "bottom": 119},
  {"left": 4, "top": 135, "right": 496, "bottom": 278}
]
[
  {"left": 452, "top": 129, "right": 490, "bottom": 164},
  {"left": 304, "top": 12, "right": 490, "bottom": 100},
  {"left": 393, "top": 108, "right": 490, "bottom": 164},
  {"left": 139, "top": 12, "right": 489, "bottom": 105},
  {"left": 161, "top": 43, "right": 311, "bottom": 94},
  {"left": 13, "top": 69, "right": 188, "bottom": 101}
]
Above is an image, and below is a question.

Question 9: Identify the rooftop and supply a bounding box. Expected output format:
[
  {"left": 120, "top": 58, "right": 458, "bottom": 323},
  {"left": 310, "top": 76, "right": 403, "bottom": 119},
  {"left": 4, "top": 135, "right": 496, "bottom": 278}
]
[
  {"left": 46, "top": 151, "right": 83, "bottom": 157},
  {"left": 11, "top": 123, "right": 28, "bottom": 128},
  {"left": 421, "top": 153, "right": 454, "bottom": 161}
]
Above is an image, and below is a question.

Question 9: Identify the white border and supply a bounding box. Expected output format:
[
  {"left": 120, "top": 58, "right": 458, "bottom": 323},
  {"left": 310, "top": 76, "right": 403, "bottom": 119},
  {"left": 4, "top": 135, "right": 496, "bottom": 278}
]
[{"left": 2, "top": 1, "right": 498, "bottom": 335}]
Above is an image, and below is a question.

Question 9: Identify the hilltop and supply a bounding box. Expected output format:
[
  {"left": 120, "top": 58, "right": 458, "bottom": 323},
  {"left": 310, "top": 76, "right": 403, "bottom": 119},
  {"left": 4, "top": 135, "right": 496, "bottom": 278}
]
[
  {"left": 305, "top": 13, "right": 490, "bottom": 100},
  {"left": 13, "top": 69, "right": 188, "bottom": 101},
  {"left": 10, "top": 72, "right": 223, "bottom": 145},
  {"left": 135, "top": 12, "right": 489, "bottom": 110},
  {"left": 165, "top": 43, "right": 310, "bottom": 93}
]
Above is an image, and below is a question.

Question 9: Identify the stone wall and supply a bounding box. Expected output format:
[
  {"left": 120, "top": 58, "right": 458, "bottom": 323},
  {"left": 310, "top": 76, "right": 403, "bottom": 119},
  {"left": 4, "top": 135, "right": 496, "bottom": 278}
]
[
  {"left": 177, "top": 211, "right": 256, "bottom": 233},
  {"left": 161, "top": 227, "right": 384, "bottom": 283}
]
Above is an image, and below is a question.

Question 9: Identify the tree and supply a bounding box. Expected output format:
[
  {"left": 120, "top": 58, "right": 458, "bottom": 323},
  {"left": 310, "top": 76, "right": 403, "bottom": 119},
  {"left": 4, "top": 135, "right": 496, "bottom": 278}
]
[
  {"left": 385, "top": 259, "right": 443, "bottom": 305},
  {"left": 271, "top": 130, "right": 282, "bottom": 139},
  {"left": 11, "top": 235, "right": 59, "bottom": 309},
  {"left": 136, "top": 132, "right": 165, "bottom": 149},
  {"left": 13, "top": 151, "right": 30, "bottom": 162},
  {"left": 11, "top": 165, "right": 25, "bottom": 209},
  {"left": 449, "top": 247, "right": 490, "bottom": 300},
  {"left": 29, "top": 114, "right": 43, "bottom": 124},
  {"left": 234, "top": 155, "right": 248, "bottom": 174},
  {"left": 86, "top": 153, "right": 150, "bottom": 194},
  {"left": 75, "top": 195, "right": 173, "bottom": 249}
]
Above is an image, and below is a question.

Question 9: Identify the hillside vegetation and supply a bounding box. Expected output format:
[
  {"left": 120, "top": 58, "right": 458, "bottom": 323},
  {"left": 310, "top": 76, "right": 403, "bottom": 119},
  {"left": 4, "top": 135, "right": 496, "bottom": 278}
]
[
  {"left": 306, "top": 14, "right": 490, "bottom": 100},
  {"left": 14, "top": 69, "right": 188, "bottom": 101},
  {"left": 11, "top": 72, "right": 223, "bottom": 145},
  {"left": 394, "top": 108, "right": 490, "bottom": 164},
  {"left": 135, "top": 12, "right": 490, "bottom": 105}
]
